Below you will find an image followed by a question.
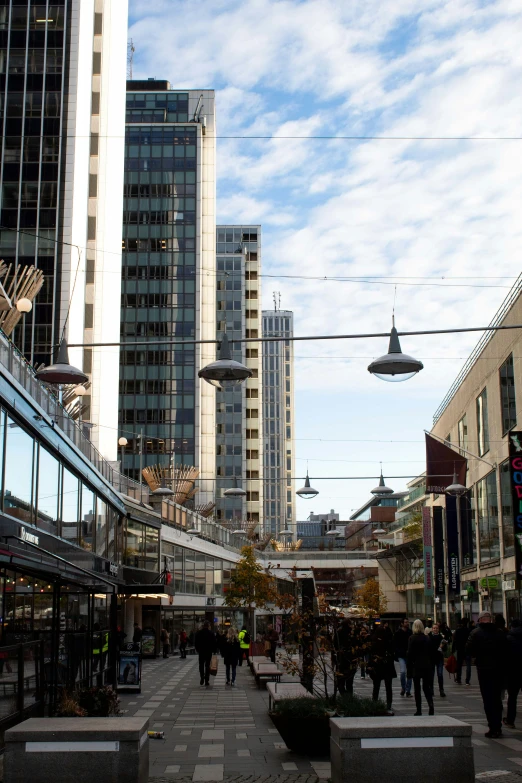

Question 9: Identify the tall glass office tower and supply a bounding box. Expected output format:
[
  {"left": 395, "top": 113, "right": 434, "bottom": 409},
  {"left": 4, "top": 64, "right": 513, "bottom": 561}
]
[
  {"left": 0, "top": 0, "right": 127, "bottom": 461},
  {"left": 262, "top": 309, "right": 295, "bottom": 535},
  {"left": 215, "top": 225, "right": 263, "bottom": 527},
  {"left": 120, "top": 82, "right": 216, "bottom": 504}
]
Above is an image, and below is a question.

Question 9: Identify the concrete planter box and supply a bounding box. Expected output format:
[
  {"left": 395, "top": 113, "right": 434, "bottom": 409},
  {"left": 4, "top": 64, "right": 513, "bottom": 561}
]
[
  {"left": 330, "top": 716, "right": 474, "bottom": 783},
  {"left": 4, "top": 717, "right": 149, "bottom": 783}
]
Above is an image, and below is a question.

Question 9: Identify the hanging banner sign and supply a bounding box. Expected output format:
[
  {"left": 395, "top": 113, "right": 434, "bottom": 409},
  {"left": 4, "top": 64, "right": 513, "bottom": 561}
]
[
  {"left": 446, "top": 495, "right": 460, "bottom": 593},
  {"left": 509, "top": 432, "right": 522, "bottom": 579},
  {"left": 433, "top": 506, "right": 445, "bottom": 595},
  {"left": 422, "top": 507, "right": 433, "bottom": 597}
]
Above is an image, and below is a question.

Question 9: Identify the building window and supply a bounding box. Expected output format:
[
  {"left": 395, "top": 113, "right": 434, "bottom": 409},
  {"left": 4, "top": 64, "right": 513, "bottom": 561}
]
[
  {"left": 475, "top": 471, "right": 499, "bottom": 562},
  {"left": 458, "top": 415, "right": 468, "bottom": 454},
  {"left": 500, "top": 354, "right": 517, "bottom": 434},
  {"left": 500, "top": 460, "right": 514, "bottom": 558},
  {"left": 476, "top": 388, "right": 489, "bottom": 456}
]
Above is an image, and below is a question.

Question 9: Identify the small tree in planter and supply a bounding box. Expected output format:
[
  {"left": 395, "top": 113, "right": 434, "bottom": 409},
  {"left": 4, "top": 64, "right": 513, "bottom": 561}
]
[{"left": 223, "top": 545, "right": 294, "bottom": 635}]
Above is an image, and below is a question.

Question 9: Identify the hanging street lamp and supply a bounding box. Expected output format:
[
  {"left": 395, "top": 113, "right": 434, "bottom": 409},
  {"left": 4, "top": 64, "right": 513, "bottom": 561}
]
[
  {"left": 198, "top": 334, "right": 252, "bottom": 389},
  {"left": 223, "top": 477, "right": 247, "bottom": 497},
  {"left": 368, "top": 317, "right": 423, "bottom": 382},
  {"left": 371, "top": 471, "right": 394, "bottom": 496},
  {"left": 446, "top": 467, "right": 467, "bottom": 497},
  {"left": 296, "top": 472, "right": 319, "bottom": 499},
  {"left": 35, "top": 339, "right": 88, "bottom": 386}
]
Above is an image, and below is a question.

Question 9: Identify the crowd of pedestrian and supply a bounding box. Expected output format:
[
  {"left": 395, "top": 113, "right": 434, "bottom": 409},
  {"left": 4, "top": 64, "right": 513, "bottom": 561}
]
[{"left": 331, "top": 611, "right": 522, "bottom": 738}]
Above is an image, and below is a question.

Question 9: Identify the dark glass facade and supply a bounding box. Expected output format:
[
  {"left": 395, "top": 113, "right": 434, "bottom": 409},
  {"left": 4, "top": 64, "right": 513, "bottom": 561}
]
[
  {"left": 0, "top": 2, "right": 66, "bottom": 365},
  {"left": 120, "top": 90, "right": 198, "bottom": 478}
]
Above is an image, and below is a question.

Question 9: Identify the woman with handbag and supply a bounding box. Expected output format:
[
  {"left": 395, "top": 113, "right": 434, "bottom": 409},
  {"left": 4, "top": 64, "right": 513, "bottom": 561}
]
[{"left": 223, "top": 628, "right": 241, "bottom": 686}]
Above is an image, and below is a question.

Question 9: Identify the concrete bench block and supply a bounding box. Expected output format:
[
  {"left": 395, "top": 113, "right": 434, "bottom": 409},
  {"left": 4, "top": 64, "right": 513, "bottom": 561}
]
[
  {"left": 330, "top": 716, "right": 474, "bottom": 783},
  {"left": 5, "top": 717, "right": 150, "bottom": 783}
]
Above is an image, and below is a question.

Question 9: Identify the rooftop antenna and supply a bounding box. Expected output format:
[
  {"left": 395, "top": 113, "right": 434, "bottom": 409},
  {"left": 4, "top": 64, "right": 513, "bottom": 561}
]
[
  {"left": 127, "top": 39, "right": 135, "bottom": 79},
  {"left": 273, "top": 291, "right": 280, "bottom": 312}
]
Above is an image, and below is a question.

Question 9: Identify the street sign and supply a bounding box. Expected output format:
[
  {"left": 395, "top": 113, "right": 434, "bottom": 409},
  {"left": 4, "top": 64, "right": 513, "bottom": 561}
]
[{"left": 479, "top": 577, "right": 498, "bottom": 589}]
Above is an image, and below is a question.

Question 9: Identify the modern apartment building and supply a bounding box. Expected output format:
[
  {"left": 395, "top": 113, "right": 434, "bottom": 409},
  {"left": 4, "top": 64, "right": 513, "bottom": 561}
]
[
  {"left": 262, "top": 308, "right": 295, "bottom": 535},
  {"left": 0, "top": 0, "right": 128, "bottom": 461},
  {"left": 120, "top": 81, "right": 216, "bottom": 504},
  {"left": 215, "top": 225, "right": 263, "bottom": 526}
]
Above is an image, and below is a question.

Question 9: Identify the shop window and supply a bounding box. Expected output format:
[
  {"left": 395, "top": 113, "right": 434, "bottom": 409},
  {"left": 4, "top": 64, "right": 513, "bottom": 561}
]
[
  {"left": 4, "top": 417, "right": 35, "bottom": 523},
  {"left": 500, "top": 354, "right": 517, "bottom": 434},
  {"left": 476, "top": 388, "right": 489, "bottom": 456},
  {"left": 96, "top": 499, "right": 108, "bottom": 558}
]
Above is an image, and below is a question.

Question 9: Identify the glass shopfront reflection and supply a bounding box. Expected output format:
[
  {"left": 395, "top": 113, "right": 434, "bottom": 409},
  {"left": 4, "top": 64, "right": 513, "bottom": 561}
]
[
  {"left": 62, "top": 468, "right": 79, "bottom": 545},
  {"left": 81, "top": 485, "right": 95, "bottom": 551},
  {"left": 36, "top": 447, "right": 59, "bottom": 535},
  {"left": 4, "top": 416, "right": 35, "bottom": 522}
]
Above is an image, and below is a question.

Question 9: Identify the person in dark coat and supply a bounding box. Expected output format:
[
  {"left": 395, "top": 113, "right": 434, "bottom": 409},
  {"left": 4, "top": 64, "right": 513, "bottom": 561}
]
[
  {"left": 407, "top": 619, "right": 434, "bottom": 716},
  {"left": 466, "top": 610, "right": 509, "bottom": 738},
  {"left": 333, "top": 619, "right": 362, "bottom": 696},
  {"left": 368, "top": 622, "right": 396, "bottom": 714},
  {"left": 428, "top": 622, "right": 447, "bottom": 698},
  {"left": 453, "top": 617, "right": 472, "bottom": 685},
  {"left": 504, "top": 618, "right": 522, "bottom": 728},
  {"left": 195, "top": 621, "right": 217, "bottom": 686},
  {"left": 133, "top": 623, "right": 143, "bottom": 644},
  {"left": 393, "top": 618, "right": 413, "bottom": 698},
  {"left": 222, "top": 628, "right": 241, "bottom": 686}
]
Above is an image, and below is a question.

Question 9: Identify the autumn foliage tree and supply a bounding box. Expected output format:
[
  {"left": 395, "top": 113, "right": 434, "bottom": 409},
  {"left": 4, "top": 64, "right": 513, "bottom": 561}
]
[
  {"left": 224, "top": 546, "right": 294, "bottom": 631},
  {"left": 354, "top": 577, "right": 388, "bottom": 618}
]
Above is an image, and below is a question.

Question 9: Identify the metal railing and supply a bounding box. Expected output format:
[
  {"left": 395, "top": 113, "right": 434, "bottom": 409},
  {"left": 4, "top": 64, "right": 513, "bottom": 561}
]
[
  {"left": 433, "top": 272, "right": 522, "bottom": 424},
  {"left": 0, "top": 330, "right": 119, "bottom": 485}
]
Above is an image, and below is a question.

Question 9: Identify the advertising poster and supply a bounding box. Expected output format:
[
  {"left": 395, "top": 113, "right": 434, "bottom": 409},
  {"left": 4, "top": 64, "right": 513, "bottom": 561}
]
[
  {"left": 433, "top": 506, "right": 445, "bottom": 595},
  {"left": 446, "top": 495, "right": 460, "bottom": 593},
  {"left": 141, "top": 632, "right": 156, "bottom": 657},
  {"left": 117, "top": 644, "right": 141, "bottom": 692}
]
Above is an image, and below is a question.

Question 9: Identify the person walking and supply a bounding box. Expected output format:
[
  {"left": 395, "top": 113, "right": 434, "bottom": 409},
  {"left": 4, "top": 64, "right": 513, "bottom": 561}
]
[
  {"left": 238, "top": 627, "right": 250, "bottom": 667},
  {"left": 407, "top": 619, "right": 435, "bottom": 716},
  {"left": 428, "top": 622, "right": 447, "bottom": 698},
  {"left": 453, "top": 617, "right": 472, "bottom": 685},
  {"left": 222, "top": 627, "right": 241, "bottom": 686},
  {"left": 264, "top": 625, "right": 279, "bottom": 664},
  {"left": 133, "top": 623, "right": 143, "bottom": 645},
  {"left": 505, "top": 618, "right": 522, "bottom": 729},
  {"left": 160, "top": 627, "right": 170, "bottom": 659},
  {"left": 359, "top": 625, "right": 370, "bottom": 679},
  {"left": 333, "top": 619, "right": 361, "bottom": 696},
  {"left": 368, "top": 621, "right": 396, "bottom": 715},
  {"left": 179, "top": 628, "right": 188, "bottom": 659},
  {"left": 466, "top": 610, "right": 508, "bottom": 738},
  {"left": 393, "top": 618, "right": 413, "bottom": 698},
  {"left": 195, "top": 621, "right": 217, "bottom": 686}
]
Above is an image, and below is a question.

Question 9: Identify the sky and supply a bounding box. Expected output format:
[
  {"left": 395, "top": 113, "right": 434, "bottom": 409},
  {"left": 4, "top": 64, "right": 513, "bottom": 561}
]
[{"left": 128, "top": 0, "right": 522, "bottom": 520}]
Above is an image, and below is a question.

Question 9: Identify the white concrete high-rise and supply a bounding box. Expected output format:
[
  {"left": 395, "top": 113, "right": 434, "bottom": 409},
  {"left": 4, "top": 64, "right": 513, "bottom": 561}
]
[{"left": 262, "top": 309, "right": 296, "bottom": 535}]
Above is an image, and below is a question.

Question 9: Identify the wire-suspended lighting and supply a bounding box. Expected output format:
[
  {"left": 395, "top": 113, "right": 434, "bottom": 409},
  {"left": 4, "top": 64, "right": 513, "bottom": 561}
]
[
  {"left": 279, "top": 529, "right": 293, "bottom": 536},
  {"left": 371, "top": 471, "right": 394, "bottom": 496},
  {"left": 198, "top": 334, "right": 252, "bottom": 389},
  {"left": 223, "top": 477, "right": 247, "bottom": 497},
  {"left": 296, "top": 472, "right": 319, "bottom": 499},
  {"left": 326, "top": 529, "right": 340, "bottom": 537},
  {"left": 368, "top": 317, "right": 423, "bottom": 382},
  {"left": 446, "top": 466, "right": 467, "bottom": 497},
  {"left": 35, "top": 339, "right": 88, "bottom": 385}
]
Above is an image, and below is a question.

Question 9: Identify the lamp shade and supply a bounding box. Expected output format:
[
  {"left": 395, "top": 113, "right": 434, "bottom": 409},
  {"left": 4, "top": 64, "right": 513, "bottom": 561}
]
[
  {"left": 223, "top": 477, "right": 247, "bottom": 497},
  {"left": 74, "top": 385, "right": 87, "bottom": 396},
  {"left": 198, "top": 334, "right": 252, "bottom": 389},
  {"left": 296, "top": 472, "right": 319, "bottom": 499},
  {"left": 279, "top": 529, "right": 293, "bottom": 536},
  {"left": 118, "top": 437, "right": 128, "bottom": 447},
  {"left": 187, "top": 527, "right": 201, "bottom": 536},
  {"left": 368, "top": 320, "right": 423, "bottom": 382},
  {"left": 446, "top": 470, "right": 467, "bottom": 497},
  {"left": 371, "top": 472, "right": 394, "bottom": 496},
  {"left": 35, "top": 339, "right": 88, "bottom": 385}
]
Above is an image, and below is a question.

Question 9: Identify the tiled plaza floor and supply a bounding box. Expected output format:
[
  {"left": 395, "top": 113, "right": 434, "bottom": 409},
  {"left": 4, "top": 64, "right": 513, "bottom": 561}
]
[{"left": 116, "top": 653, "right": 522, "bottom": 782}]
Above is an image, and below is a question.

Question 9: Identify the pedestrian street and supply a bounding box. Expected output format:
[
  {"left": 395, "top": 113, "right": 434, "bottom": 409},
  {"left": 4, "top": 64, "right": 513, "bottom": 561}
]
[{"left": 117, "top": 653, "right": 522, "bottom": 783}]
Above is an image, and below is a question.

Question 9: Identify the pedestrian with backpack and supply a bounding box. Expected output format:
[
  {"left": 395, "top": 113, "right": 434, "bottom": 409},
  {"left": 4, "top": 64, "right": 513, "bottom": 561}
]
[{"left": 238, "top": 626, "right": 250, "bottom": 666}]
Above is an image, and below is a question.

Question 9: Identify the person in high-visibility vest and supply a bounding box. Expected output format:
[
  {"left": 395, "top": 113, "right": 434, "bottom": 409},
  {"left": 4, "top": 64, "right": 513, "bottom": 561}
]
[
  {"left": 238, "top": 627, "right": 250, "bottom": 666},
  {"left": 93, "top": 623, "right": 109, "bottom": 672}
]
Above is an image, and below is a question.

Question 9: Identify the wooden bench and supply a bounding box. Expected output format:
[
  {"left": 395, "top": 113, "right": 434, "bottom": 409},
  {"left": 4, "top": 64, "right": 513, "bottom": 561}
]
[
  {"left": 253, "top": 662, "right": 282, "bottom": 689},
  {"left": 266, "top": 682, "right": 312, "bottom": 711}
]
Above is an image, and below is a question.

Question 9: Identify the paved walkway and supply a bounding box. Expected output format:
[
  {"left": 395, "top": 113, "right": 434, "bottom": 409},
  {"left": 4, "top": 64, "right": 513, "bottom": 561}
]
[{"left": 117, "top": 653, "right": 522, "bottom": 782}]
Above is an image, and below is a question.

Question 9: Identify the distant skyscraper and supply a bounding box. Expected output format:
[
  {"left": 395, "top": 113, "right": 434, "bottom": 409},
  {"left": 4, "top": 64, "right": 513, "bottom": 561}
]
[
  {"left": 119, "top": 82, "right": 216, "bottom": 503},
  {"left": 215, "top": 225, "right": 263, "bottom": 527},
  {"left": 262, "top": 308, "right": 295, "bottom": 535},
  {"left": 0, "top": 0, "right": 128, "bottom": 461}
]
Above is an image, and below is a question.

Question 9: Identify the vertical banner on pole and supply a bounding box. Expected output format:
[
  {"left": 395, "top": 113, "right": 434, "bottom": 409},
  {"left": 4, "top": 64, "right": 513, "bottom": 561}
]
[
  {"left": 433, "top": 506, "right": 445, "bottom": 595},
  {"left": 459, "top": 491, "right": 474, "bottom": 567},
  {"left": 508, "top": 432, "right": 522, "bottom": 579},
  {"left": 422, "top": 507, "right": 434, "bottom": 598},
  {"left": 446, "top": 495, "right": 460, "bottom": 593}
]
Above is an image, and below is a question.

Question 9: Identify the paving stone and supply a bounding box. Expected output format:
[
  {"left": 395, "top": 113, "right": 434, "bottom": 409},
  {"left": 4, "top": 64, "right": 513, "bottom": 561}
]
[{"left": 199, "top": 744, "right": 225, "bottom": 758}]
